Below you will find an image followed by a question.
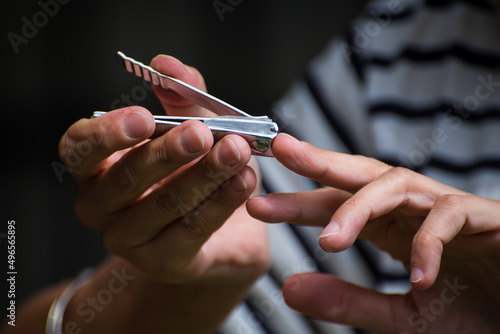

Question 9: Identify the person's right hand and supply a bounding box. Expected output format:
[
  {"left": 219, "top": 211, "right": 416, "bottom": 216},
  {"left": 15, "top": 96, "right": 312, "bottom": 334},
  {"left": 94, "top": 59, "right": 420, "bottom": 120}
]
[
  {"left": 247, "top": 134, "right": 500, "bottom": 333},
  {"left": 59, "top": 55, "right": 270, "bottom": 285}
]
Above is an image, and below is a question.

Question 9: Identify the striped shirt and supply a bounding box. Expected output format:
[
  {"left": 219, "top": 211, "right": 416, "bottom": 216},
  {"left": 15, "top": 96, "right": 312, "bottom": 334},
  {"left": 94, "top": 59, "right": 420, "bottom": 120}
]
[{"left": 220, "top": 0, "right": 500, "bottom": 333}]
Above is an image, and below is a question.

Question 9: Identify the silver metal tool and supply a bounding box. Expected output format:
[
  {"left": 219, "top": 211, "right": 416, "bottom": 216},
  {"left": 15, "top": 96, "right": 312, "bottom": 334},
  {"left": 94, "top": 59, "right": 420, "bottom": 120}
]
[
  {"left": 93, "top": 111, "right": 278, "bottom": 156},
  {"left": 94, "top": 51, "right": 279, "bottom": 157}
]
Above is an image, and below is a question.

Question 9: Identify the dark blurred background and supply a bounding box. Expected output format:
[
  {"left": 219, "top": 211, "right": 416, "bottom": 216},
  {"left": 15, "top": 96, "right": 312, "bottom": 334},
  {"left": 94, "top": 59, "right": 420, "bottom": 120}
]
[{"left": 2, "top": 0, "right": 367, "bottom": 307}]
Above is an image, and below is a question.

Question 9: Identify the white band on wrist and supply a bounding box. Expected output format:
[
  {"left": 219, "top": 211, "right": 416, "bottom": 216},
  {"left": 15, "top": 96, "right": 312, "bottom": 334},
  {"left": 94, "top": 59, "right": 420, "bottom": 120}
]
[{"left": 46, "top": 268, "right": 93, "bottom": 334}]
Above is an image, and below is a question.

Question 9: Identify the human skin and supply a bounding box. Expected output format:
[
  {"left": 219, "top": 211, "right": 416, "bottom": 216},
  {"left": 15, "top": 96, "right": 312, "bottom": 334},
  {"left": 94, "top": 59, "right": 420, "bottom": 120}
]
[
  {"left": 3, "top": 55, "right": 270, "bottom": 334},
  {"left": 247, "top": 133, "right": 500, "bottom": 333}
]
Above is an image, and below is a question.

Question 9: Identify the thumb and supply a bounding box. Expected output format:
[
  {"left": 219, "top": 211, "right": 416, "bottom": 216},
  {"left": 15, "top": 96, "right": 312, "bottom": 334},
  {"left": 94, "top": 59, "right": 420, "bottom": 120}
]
[{"left": 283, "top": 273, "right": 410, "bottom": 333}]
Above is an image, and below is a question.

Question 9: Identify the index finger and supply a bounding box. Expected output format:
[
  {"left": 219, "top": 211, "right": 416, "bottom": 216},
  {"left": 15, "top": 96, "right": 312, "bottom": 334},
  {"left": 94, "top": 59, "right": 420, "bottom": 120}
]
[
  {"left": 58, "top": 106, "right": 155, "bottom": 182},
  {"left": 150, "top": 54, "right": 214, "bottom": 117},
  {"left": 271, "top": 133, "right": 391, "bottom": 193}
]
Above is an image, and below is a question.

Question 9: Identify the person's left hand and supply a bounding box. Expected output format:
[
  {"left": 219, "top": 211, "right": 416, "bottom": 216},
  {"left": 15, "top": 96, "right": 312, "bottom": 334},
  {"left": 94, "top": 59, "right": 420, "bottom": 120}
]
[
  {"left": 60, "top": 54, "right": 270, "bottom": 286},
  {"left": 247, "top": 133, "right": 500, "bottom": 333}
]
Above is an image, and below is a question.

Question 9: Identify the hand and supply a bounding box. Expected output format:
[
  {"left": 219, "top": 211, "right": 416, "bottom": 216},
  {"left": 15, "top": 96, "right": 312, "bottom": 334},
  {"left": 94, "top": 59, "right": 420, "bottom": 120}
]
[
  {"left": 59, "top": 54, "right": 269, "bottom": 285},
  {"left": 247, "top": 133, "right": 500, "bottom": 333}
]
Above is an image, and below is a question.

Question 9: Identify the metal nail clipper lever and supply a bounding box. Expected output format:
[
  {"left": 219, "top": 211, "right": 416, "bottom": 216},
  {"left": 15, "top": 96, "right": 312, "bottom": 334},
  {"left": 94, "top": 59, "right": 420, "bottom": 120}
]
[{"left": 92, "top": 51, "right": 279, "bottom": 157}]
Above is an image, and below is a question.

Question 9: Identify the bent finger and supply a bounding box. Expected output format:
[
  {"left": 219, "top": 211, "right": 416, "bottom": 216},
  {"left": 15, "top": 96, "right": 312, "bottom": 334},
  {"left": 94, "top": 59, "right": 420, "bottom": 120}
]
[
  {"left": 410, "top": 194, "right": 500, "bottom": 289},
  {"left": 126, "top": 166, "right": 258, "bottom": 283},
  {"left": 150, "top": 54, "right": 212, "bottom": 117},
  {"left": 102, "top": 134, "right": 252, "bottom": 250},
  {"left": 271, "top": 133, "right": 391, "bottom": 193},
  {"left": 58, "top": 107, "right": 155, "bottom": 182},
  {"left": 246, "top": 188, "right": 351, "bottom": 225},
  {"left": 319, "top": 167, "right": 460, "bottom": 253},
  {"left": 76, "top": 119, "right": 214, "bottom": 221}
]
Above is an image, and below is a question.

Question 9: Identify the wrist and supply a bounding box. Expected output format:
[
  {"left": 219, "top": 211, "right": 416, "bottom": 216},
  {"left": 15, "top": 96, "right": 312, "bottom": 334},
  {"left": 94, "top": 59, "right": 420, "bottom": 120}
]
[
  {"left": 62, "top": 256, "right": 263, "bottom": 334},
  {"left": 46, "top": 268, "right": 93, "bottom": 334}
]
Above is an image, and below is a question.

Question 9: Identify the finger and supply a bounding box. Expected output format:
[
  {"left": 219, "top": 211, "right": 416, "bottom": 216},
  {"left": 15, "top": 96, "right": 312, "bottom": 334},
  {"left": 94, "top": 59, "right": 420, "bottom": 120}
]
[
  {"left": 271, "top": 133, "right": 391, "bottom": 193},
  {"left": 283, "top": 272, "right": 410, "bottom": 333},
  {"left": 410, "top": 194, "right": 500, "bottom": 289},
  {"left": 58, "top": 107, "right": 155, "bottom": 182},
  {"left": 102, "top": 134, "right": 252, "bottom": 250},
  {"left": 75, "top": 119, "right": 214, "bottom": 223},
  {"left": 149, "top": 54, "right": 212, "bottom": 117},
  {"left": 318, "top": 167, "right": 460, "bottom": 253},
  {"left": 135, "top": 166, "right": 258, "bottom": 282},
  {"left": 246, "top": 188, "right": 351, "bottom": 225}
]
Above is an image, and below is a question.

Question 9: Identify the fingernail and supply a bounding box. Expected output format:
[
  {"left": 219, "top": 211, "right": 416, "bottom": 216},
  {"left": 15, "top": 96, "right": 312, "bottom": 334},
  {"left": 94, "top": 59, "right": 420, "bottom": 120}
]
[
  {"left": 123, "top": 112, "right": 151, "bottom": 139},
  {"left": 282, "top": 133, "right": 303, "bottom": 144},
  {"left": 231, "top": 174, "right": 248, "bottom": 192},
  {"left": 218, "top": 138, "right": 241, "bottom": 166},
  {"left": 319, "top": 220, "right": 340, "bottom": 238},
  {"left": 410, "top": 265, "right": 425, "bottom": 283},
  {"left": 250, "top": 195, "right": 268, "bottom": 201},
  {"left": 179, "top": 125, "right": 205, "bottom": 153}
]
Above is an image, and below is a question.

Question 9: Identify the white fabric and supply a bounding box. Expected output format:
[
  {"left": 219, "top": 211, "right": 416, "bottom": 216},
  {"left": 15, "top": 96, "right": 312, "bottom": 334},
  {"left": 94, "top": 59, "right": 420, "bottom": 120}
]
[{"left": 221, "top": 1, "right": 500, "bottom": 332}]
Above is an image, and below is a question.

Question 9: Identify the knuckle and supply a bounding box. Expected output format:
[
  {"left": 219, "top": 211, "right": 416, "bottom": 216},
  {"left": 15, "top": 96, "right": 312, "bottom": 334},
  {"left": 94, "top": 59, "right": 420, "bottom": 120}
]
[
  {"left": 59, "top": 134, "right": 81, "bottom": 168},
  {"left": 107, "top": 164, "right": 140, "bottom": 195},
  {"left": 354, "top": 154, "right": 390, "bottom": 173},
  {"left": 198, "top": 157, "right": 232, "bottom": 186},
  {"left": 147, "top": 138, "right": 193, "bottom": 171},
  {"left": 178, "top": 217, "right": 212, "bottom": 240},
  {"left": 213, "top": 185, "right": 240, "bottom": 207},
  {"left": 386, "top": 166, "right": 414, "bottom": 180},
  {"left": 412, "top": 228, "right": 434, "bottom": 250},
  {"left": 382, "top": 167, "right": 415, "bottom": 193},
  {"left": 86, "top": 126, "right": 107, "bottom": 153},
  {"left": 58, "top": 133, "right": 72, "bottom": 165},
  {"left": 435, "top": 193, "right": 465, "bottom": 209},
  {"left": 149, "top": 143, "right": 175, "bottom": 168},
  {"left": 149, "top": 185, "right": 185, "bottom": 219},
  {"left": 327, "top": 287, "right": 352, "bottom": 321},
  {"left": 412, "top": 228, "right": 443, "bottom": 268},
  {"left": 58, "top": 120, "right": 105, "bottom": 169},
  {"left": 344, "top": 195, "right": 364, "bottom": 209},
  {"left": 343, "top": 195, "right": 371, "bottom": 219}
]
